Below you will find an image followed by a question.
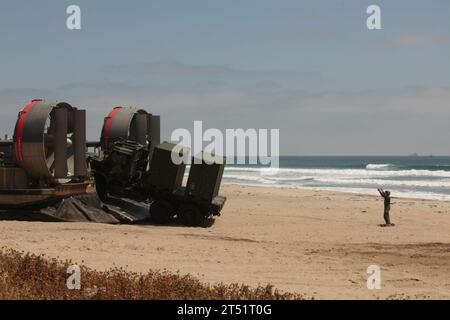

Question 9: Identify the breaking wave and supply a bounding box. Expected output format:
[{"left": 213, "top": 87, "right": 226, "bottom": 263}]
[
  {"left": 222, "top": 161, "right": 450, "bottom": 201},
  {"left": 366, "top": 163, "right": 394, "bottom": 170}
]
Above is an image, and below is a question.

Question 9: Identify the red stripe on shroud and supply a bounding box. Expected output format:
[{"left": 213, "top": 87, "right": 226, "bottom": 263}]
[
  {"left": 15, "top": 99, "right": 42, "bottom": 162},
  {"left": 101, "top": 106, "right": 123, "bottom": 152}
]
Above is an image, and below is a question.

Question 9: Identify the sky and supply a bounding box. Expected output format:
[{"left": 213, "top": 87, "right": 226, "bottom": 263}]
[{"left": 0, "top": 0, "right": 449, "bottom": 155}]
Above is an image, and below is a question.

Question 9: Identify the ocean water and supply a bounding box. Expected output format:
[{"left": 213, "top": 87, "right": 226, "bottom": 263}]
[{"left": 222, "top": 156, "right": 450, "bottom": 201}]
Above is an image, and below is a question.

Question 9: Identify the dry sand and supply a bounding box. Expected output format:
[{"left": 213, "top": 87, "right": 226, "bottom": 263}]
[{"left": 1, "top": 184, "right": 449, "bottom": 299}]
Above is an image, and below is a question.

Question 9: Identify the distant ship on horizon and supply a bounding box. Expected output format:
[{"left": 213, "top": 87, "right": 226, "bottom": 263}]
[{"left": 408, "top": 153, "right": 435, "bottom": 158}]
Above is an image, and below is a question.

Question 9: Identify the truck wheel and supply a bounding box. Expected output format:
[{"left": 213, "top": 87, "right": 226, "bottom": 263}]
[
  {"left": 178, "top": 204, "right": 206, "bottom": 227},
  {"left": 150, "top": 200, "right": 174, "bottom": 224}
]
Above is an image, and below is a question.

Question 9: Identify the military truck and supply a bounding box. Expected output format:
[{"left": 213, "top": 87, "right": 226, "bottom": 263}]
[{"left": 90, "top": 139, "right": 226, "bottom": 227}]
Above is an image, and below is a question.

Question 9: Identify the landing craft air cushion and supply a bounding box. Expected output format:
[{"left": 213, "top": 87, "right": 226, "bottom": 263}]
[{"left": 0, "top": 100, "right": 226, "bottom": 227}]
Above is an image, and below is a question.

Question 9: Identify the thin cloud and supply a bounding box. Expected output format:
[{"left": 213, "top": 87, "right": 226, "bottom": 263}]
[
  {"left": 102, "top": 60, "right": 319, "bottom": 81},
  {"left": 376, "top": 33, "right": 450, "bottom": 48},
  {"left": 286, "top": 31, "right": 343, "bottom": 44}
]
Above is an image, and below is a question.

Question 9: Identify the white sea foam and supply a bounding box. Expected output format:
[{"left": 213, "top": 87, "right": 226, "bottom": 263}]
[
  {"left": 224, "top": 167, "right": 450, "bottom": 178},
  {"left": 222, "top": 165, "right": 450, "bottom": 201}
]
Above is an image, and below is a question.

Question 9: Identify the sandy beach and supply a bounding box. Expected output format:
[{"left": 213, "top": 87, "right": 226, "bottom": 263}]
[{"left": 1, "top": 184, "right": 449, "bottom": 299}]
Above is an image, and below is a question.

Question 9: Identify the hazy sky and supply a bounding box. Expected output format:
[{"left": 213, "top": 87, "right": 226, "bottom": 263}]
[{"left": 1, "top": 0, "right": 449, "bottom": 155}]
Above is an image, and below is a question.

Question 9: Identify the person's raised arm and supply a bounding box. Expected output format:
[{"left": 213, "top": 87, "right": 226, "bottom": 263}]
[{"left": 378, "top": 188, "right": 385, "bottom": 197}]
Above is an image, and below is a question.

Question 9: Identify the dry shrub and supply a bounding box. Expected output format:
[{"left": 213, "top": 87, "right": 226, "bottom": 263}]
[{"left": 0, "top": 247, "right": 306, "bottom": 300}]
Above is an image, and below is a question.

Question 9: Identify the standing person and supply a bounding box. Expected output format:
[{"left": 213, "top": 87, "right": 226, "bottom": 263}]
[{"left": 377, "top": 188, "right": 394, "bottom": 226}]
